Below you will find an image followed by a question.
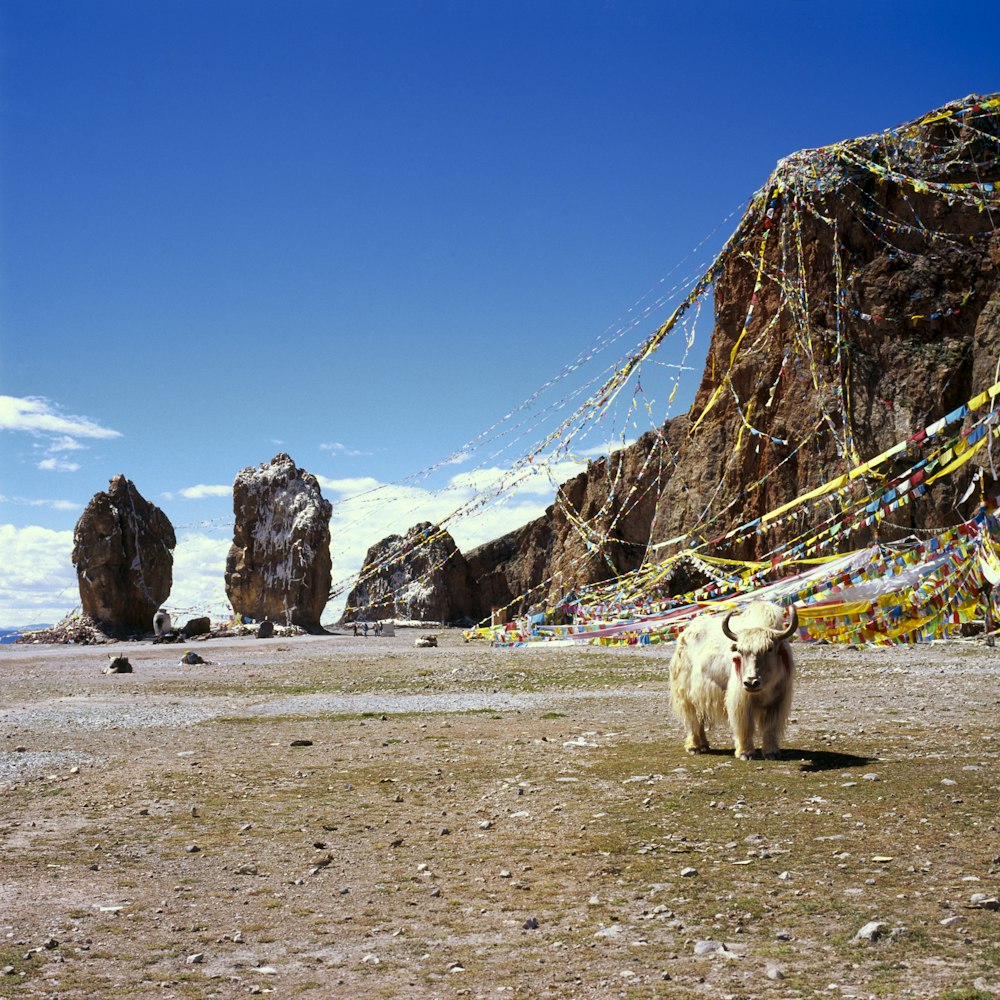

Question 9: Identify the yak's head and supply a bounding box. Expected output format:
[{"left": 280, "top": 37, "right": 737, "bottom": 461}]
[{"left": 722, "top": 606, "right": 798, "bottom": 692}]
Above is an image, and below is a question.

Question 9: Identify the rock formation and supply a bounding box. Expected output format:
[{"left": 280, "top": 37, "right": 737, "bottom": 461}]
[
  {"left": 645, "top": 94, "right": 1000, "bottom": 562},
  {"left": 225, "top": 454, "right": 333, "bottom": 632},
  {"left": 347, "top": 94, "right": 1000, "bottom": 623},
  {"left": 342, "top": 522, "right": 474, "bottom": 624},
  {"left": 72, "top": 475, "right": 176, "bottom": 634},
  {"left": 180, "top": 616, "right": 211, "bottom": 638}
]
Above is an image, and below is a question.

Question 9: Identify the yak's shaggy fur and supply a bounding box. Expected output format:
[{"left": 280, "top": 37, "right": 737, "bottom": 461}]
[{"left": 670, "top": 601, "right": 797, "bottom": 760}]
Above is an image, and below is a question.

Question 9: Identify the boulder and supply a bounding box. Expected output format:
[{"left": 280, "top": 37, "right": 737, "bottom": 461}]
[
  {"left": 180, "top": 616, "right": 211, "bottom": 638},
  {"left": 225, "top": 454, "right": 332, "bottom": 633},
  {"left": 341, "top": 522, "right": 473, "bottom": 624},
  {"left": 72, "top": 475, "right": 176, "bottom": 635}
]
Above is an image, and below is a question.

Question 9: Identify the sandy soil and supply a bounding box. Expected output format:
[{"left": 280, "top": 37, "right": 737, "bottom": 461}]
[{"left": 1, "top": 631, "right": 998, "bottom": 999}]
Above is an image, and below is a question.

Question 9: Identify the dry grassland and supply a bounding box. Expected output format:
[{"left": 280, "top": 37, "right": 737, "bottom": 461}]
[{"left": 1, "top": 631, "right": 998, "bottom": 999}]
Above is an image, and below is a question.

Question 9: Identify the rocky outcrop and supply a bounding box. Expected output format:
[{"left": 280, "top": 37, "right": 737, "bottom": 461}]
[
  {"left": 464, "top": 516, "right": 552, "bottom": 620},
  {"left": 342, "top": 522, "right": 474, "bottom": 623},
  {"left": 343, "top": 423, "right": 687, "bottom": 625},
  {"left": 348, "top": 95, "right": 1000, "bottom": 621},
  {"left": 647, "top": 94, "right": 1000, "bottom": 559},
  {"left": 72, "top": 475, "right": 176, "bottom": 634},
  {"left": 225, "top": 454, "right": 332, "bottom": 632},
  {"left": 180, "top": 616, "right": 211, "bottom": 638}
]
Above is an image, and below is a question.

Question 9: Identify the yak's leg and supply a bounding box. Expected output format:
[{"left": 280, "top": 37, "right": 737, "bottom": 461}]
[
  {"left": 728, "top": 695, "right": 756, "bottom": 760},
  {"left": 695, "top": 721, "right": 710, "bottom": 753},
  {"left": 676, "top": 695, "right": 710, "bottom": 753},
  {"left": 759, "top": 702, "right": 786, "bottom": 760}
]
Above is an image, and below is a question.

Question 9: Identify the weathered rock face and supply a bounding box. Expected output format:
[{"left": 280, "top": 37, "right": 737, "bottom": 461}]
[
  {"left": 225, "top": 454, "right": 333, "bottom": 632},
  {"left": 648, "top": 94, "right": 1000, "bottom": 560},
  {"left": 460, "top": 422, "right": 690, "bottom": 618},
  {"left": 464, "top": 516, "right": 552, "bottom": 620},
  {"left": 475, "top": 95, "right": 1000, "bottom": 609},
  {"left": 342, "top": 522, "right": 474, "bottom": 624},
  {"left": 72, "top": 475, "right": 176, "bottom": 634},
  {"left": 348, "top": 95, "right": 1000, "bottom": 621}
]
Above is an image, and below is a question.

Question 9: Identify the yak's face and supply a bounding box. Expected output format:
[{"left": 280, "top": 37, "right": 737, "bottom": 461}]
[
  {"left": 731, "top": 643, "right": 784, "bottom": 692},
  {"left": 721, "top": 606, "right": 798, "bottom": 693}
]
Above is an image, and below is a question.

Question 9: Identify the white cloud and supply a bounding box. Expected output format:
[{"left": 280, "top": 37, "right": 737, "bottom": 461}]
[
  {"left": 37, "top": 457, "right": 81, "bottom": 473},
  {"left": 0, "top": 494, "right": 80, "bottom": 512},
  {"left": 166, "top": 532, "right": 232, "bottom": 619},
  {"left": 47, "top": 435, "right": 86, "bottom": 452},
  {"left": 0, "top": 524, "right": 77, "bottom": 625},
  {"left": 445, "top": 466, "right": 520, "bottom": 493},
  {"left": 446, "top": 460, "right": 586, "bottom": 497},
  {"left": 317, "top": 475, "right": 383, "bottom": 495},
  {"left": 178, "top": 484, "right": 232, "bottom": 500},
  {"left": 449, "top": 499, "right": 551, "bottom": 552},
  {"left": 161, "top": 484, "right": 232, "bottom": 501},
  {"left": 320, "top": 441, "right": 372, "bottom": 457},
  {"left": 0, "top": 396, "right": 121, "bottom": 440}
]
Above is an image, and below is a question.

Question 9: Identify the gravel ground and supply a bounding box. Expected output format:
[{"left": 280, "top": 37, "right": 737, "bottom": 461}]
[{"left": 1, "top": 630, "right": 998, "bottom": 999}]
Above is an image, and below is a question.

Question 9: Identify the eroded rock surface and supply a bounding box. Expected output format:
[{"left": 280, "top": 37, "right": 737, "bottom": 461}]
[
  {"left": 225, "top": 454, "right": 332, "bottom": 632},
  {"left": 348, "top": 95, "right": 1000, "bottom": 622},
  {"left": 72, "top": 475, "right": 175, "bottom": 634},
  {"left": 342, "top": 522, "right": 473, "bottom": 624}
]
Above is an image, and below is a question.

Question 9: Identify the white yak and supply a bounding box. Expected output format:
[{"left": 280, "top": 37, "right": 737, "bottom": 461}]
[{"left": 670, "top": 601, "right": 798, "bottom": 760}]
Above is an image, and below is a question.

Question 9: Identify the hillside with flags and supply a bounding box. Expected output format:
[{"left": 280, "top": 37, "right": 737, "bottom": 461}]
[{"left": 342, "top": 93, "right": 1000, "bottom": 645}]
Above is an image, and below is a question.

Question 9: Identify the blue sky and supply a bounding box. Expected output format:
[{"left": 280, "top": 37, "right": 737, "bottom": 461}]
[{"left": 1, "top": 0, "right": 996, "bottom": 625}]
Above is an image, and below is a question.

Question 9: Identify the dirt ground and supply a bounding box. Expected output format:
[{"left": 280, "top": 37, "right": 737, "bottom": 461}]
[{"left": 1, "top": 630, "right": 998, "bottom": 999}]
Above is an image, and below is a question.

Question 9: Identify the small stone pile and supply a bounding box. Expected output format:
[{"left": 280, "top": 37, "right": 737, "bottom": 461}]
[
  {"left": 16, "top": 615, "right": 113, "bottom": 645},
  {"left": 210, "top": 621, "right": 306, "bottom": 639}
]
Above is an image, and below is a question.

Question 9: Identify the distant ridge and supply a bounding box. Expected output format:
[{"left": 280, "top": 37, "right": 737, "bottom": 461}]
[{"left": 0, "top": 625, "right": 53, "bottom": 645}]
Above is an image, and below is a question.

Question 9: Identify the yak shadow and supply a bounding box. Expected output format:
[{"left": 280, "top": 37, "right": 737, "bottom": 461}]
[
  {"left": 684, "top": 748, "right": 875, "bottom": 772},
  {"left": 780, "top": 748, "right": 875, "bottom": 773}
]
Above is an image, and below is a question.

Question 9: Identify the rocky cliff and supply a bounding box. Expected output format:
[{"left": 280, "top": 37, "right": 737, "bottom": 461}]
[
  {"left": 647, "top": 94, "right": 1000, "bottom": 563},
  {"left": 72, "top": 475, "right": 176, "bottom": 634},
  {"left": 350, "top": 94, "right": 1000, "bottom": 623},
  {"left": 225, "top": 454, "right": 333, "bottom": 632},
  {"left": 341, "top": 522, "right": 475, "bottom": 623}
]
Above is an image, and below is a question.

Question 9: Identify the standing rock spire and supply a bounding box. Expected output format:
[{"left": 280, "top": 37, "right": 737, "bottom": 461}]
[
  {"left": 224, "top": 453, "right": 333, "bottom": 632},
  {"left": 72, "top": 474, "right": 176, "bottom": 634}
]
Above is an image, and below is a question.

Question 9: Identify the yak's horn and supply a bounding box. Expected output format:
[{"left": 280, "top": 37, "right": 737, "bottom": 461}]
[
  {"left": 775, "top": 605, "right": 799, "bottom": 640},
  {"left": 721, "top": 609, "right": 739, "bottom": 642}
]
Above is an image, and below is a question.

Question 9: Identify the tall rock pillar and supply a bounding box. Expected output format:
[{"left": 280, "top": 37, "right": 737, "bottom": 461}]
[
  {"left": 72, "top": 474, "right": 176, "bottom": 634},
  {"left": 225, "top": 453, "right": 333, "bottom": 632}
]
